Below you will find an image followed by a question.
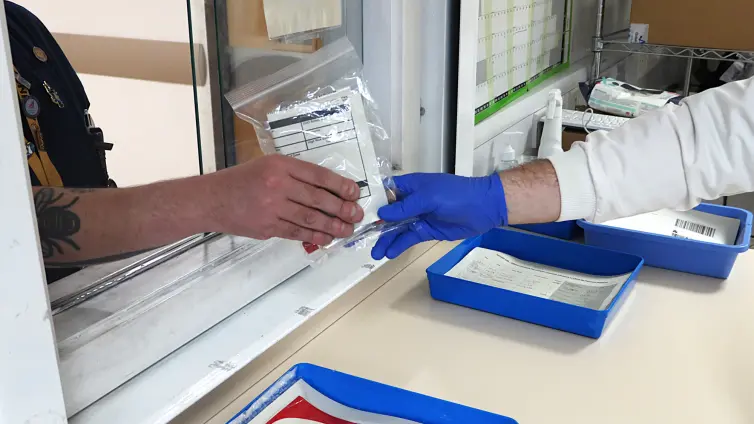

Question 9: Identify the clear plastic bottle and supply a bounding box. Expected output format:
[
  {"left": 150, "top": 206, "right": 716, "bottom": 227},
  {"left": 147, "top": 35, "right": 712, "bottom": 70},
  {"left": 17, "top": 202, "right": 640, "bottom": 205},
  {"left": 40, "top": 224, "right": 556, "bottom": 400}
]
[
  {"left": 495, "top": 143, "right": 519, "bottom": 171},
  {"left": 538, "top": 89, "right": 564, "bottom": 159}
]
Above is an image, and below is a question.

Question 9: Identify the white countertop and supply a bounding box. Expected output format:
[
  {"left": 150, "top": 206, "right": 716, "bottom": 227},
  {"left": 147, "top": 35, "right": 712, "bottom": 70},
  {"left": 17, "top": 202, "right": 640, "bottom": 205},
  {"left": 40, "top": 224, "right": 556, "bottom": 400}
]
[{"left": 186, "top": 242, "right": 754, "bottom": 424}]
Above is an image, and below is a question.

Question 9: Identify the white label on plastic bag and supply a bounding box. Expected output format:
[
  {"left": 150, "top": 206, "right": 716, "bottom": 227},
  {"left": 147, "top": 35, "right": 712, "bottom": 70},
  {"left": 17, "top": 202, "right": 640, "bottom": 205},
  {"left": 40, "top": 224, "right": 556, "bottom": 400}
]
[
  {"left": 263, "top": 0, "right": 342, "bottom": 39},
  {"left": 243, "top": 379, "right": 419, "bottom": 424},
  {"left": 446, "top": 248, "right": 631, "bottom": 310},
  {"left": 267, "top": 91, "right": 389, "bottom": 253},
  {"left": 601, "top": 209, "right": 740, "bottom": 246}
]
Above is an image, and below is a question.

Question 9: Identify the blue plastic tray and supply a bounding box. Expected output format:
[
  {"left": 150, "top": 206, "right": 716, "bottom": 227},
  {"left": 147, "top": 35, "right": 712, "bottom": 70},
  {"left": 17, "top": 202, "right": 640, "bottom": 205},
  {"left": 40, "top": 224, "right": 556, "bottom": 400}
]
[
  {"left": 228, "top": 363, "right": 517, "bottom": 424},
  {"left": 513, "top": 221, "right": 579, "bottom": 240},
  {"left": 427, "top": 228, "right": 644, "bottom": 338},
  {"left": 578, "top": 203, "right": 753, "bottom": 279}
]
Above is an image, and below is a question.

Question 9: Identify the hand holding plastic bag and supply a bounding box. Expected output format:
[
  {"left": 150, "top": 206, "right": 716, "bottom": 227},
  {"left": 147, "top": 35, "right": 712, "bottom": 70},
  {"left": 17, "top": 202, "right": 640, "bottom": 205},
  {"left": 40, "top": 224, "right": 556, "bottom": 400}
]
[
  {"left": 226, "top": 38, "right": 396, "bottom": 262},
  {"left": 371, "top": 173, "right": 509, "bottom": 260}
]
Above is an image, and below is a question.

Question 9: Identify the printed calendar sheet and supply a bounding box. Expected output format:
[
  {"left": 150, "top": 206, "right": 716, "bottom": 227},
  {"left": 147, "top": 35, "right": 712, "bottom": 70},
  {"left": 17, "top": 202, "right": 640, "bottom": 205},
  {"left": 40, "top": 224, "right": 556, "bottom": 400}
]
[{"left": 475, "top": 0, "right": 570, "bottom": 120}]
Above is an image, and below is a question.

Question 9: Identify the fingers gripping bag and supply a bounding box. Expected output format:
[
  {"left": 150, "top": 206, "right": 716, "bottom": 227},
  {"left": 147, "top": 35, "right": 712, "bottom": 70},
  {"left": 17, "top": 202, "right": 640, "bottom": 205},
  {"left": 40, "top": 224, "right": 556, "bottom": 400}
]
[{"left": 226, "top": 38, "right": 404, "bottom": 262}]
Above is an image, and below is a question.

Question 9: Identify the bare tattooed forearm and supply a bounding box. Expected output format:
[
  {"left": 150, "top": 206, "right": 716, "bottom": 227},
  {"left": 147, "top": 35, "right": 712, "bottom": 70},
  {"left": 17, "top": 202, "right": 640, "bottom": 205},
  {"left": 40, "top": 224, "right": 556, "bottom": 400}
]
[
  {"left": 34, "top": 188, "right": 83, "bottom": 261},
  {"left": 32, "top": 181, "right": 208, "bottom": 267},
  {"left": 34, "top": 188, "right": 160, "bottom": 267},
  {"left": 30, "top": 155, "right": 369, "bottom": 268}
]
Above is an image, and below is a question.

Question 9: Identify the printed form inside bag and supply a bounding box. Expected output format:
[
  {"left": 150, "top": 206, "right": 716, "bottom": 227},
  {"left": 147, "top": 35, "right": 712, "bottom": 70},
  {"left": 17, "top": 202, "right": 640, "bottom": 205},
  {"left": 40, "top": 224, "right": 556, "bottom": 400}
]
[{"left": 266, "top": 90, "right": 389, "bottom": 255}]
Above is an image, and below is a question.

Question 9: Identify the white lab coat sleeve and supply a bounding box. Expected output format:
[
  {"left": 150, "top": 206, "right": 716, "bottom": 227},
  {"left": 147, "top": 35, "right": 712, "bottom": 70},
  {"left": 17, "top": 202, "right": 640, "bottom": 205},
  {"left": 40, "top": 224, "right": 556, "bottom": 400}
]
[{"left": 548, "top": 76, "right": 754, "bottom": 223}]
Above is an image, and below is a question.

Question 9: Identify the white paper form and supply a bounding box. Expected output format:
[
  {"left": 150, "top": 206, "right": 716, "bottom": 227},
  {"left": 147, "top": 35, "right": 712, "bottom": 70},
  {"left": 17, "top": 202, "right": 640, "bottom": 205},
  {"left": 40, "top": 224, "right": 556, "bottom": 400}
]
[
  {"left": 446, "top": 248, "right": 632, "bottom": 310},
  {"left": 601, "top": 209, "right": 740, "bottom": 246},
  {"left": 263, "top": 0, "right": 342, "bottom": 40},
  {"left": 267, "top": 91, "right": 388, "bottom": 231},
  {"left": 244, "top": 379, "right": 419, "bottom": 424}
]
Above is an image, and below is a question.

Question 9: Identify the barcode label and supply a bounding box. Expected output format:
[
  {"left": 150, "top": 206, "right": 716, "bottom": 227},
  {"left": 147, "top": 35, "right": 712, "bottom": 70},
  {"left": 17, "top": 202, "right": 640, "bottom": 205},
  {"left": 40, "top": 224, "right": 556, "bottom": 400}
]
[{"left": 674, "top": 219, "right": 717, "bottom": 237}]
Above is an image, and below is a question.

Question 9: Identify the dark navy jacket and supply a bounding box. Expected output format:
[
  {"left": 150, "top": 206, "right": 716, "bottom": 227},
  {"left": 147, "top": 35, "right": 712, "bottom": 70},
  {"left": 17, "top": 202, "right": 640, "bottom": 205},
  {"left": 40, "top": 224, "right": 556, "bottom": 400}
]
[
  {"left": 6, "top": 1, "right": 109, "bottom": 187},
  {"left": 6, "top": 1, "right": 111, "bottom": 281}
]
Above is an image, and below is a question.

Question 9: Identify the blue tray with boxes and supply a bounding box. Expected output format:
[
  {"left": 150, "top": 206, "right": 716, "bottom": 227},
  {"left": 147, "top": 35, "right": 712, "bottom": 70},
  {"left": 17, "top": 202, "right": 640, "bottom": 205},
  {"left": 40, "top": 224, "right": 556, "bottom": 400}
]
[
  {"left": 578, "top": 203, "right": 752, "bottom": 279},
  {"left": 427, "top": 228, "right": 644, "bottom": 339},
  {"left": 227, "top": 363, "right": 517, "bottom": 424}
]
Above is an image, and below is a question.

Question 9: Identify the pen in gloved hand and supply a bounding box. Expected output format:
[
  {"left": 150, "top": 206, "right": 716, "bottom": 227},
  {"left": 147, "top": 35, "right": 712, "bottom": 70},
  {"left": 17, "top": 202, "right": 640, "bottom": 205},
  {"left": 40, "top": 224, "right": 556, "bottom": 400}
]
[
  {"left": 371, "top": 160, "right": 562, "bottom": 260},
  {"left": 371, "top": 173, "right": 508, "bottom": 260}
]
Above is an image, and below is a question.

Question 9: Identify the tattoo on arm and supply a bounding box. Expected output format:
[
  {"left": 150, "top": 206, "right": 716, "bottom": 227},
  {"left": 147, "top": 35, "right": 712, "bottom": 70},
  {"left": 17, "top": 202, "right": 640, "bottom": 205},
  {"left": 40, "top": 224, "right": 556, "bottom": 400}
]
[
  {"left": 34, "top": 188, "right": 156, "bottom": 267},
  {"left": 34, "top": 188, "right": 82, "bottom": 260}
]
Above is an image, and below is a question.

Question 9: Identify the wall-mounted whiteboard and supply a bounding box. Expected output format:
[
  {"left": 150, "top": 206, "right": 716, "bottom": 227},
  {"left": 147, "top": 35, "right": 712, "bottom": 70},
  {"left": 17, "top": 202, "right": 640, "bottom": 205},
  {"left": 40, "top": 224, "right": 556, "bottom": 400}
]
[{"left": 474, "top": 0, "right": 570, "bottom": 123}]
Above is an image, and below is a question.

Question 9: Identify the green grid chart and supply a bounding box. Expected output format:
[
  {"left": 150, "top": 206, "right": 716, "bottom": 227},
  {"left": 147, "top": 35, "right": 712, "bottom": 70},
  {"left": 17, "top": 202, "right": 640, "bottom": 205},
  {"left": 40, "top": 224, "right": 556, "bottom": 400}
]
[{"left": 475, "top": 0, "right": 572, "bottom": 124}]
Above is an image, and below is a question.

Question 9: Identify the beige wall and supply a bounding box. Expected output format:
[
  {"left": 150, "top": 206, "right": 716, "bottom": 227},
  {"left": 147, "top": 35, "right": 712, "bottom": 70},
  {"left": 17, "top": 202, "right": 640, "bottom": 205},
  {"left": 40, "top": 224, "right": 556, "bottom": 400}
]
[{"left": 14, "top": 0, "right": 206, "bottom": 187}]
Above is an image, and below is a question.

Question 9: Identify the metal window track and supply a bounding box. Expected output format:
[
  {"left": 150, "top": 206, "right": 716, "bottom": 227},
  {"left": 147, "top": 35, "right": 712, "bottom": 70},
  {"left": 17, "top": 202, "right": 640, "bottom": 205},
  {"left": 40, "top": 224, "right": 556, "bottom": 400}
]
[{"left": 51, "top": 233, "right": 219, "bottom": 315}]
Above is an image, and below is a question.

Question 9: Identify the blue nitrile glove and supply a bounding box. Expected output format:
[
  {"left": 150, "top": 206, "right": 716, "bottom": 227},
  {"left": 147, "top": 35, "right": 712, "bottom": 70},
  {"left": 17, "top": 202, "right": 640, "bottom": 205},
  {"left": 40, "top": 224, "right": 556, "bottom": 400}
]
[{"left": 371, "top": 173, "right": 508, "bottom": 260}]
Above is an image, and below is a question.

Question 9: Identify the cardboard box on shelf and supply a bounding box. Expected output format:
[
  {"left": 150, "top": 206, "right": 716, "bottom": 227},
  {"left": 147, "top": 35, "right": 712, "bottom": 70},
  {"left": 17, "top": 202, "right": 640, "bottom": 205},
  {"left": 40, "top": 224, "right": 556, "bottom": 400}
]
[
  {"left": 630, "top": 0, "right": 754, "bottom": 51},
  {"left": 227, "top": 0, "right": 324, "bottom": 52},
  {"left": 562, "top": 129, "right": 586, "bottom": 152}
]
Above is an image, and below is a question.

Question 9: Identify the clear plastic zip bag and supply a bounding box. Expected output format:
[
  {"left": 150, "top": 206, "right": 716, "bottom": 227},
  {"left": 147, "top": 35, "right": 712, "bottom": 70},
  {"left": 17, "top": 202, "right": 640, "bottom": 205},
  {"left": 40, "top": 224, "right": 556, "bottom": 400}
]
[{"left": 226, "top": 38, "right": 397, "bottom": 262}]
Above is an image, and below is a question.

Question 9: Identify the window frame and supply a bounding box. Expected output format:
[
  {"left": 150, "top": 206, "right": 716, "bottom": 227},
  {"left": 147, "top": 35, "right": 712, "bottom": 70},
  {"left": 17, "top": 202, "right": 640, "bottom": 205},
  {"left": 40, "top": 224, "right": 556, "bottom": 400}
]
[
  {"left": 0, "top": 2, "right": 67, "bottom": 422},
  {"left": 0, "top": 0, "right": 423, "bottom": 420}
]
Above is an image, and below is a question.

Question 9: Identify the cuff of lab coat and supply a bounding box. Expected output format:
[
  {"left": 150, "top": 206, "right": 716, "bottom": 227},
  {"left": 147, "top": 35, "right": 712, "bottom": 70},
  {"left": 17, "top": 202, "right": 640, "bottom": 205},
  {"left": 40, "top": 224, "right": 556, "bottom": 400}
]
[{"left": 548, "top": 146, "right": 597, "bottom": 222}]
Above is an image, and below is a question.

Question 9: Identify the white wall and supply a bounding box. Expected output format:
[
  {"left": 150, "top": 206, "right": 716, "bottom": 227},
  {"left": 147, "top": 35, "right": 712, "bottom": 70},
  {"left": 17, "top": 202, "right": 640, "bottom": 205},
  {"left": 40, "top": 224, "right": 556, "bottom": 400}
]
[{"left": 14, "top": 0, "right": 207, "bottom": 187}]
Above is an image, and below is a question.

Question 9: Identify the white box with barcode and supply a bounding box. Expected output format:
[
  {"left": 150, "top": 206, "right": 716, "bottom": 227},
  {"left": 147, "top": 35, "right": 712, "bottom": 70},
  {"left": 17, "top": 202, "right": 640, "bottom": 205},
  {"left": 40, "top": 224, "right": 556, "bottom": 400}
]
[
  {"left": 601, "top": 209, "right": 740, "bottom": 246},
  {"left": 578, "top": 204, "right": 752, "bottom": 279}
]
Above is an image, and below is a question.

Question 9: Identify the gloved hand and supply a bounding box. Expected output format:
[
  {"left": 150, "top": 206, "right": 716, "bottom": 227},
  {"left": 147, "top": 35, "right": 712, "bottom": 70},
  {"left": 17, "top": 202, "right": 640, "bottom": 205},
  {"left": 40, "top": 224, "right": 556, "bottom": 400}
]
[{"left": 371, "top": 173, "right": 507, "bottom": 260}]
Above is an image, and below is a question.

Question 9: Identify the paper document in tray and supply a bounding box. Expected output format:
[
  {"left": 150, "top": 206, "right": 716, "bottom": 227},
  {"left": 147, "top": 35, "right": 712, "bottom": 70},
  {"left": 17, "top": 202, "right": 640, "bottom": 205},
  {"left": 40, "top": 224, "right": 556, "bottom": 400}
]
[
  {"left": 246, "top": 379, "right": 418, "bottom": 424},
  {"left": 267, "top": 90, "right": 388, "bottom": 229},
  {"left": 446, "top": 248, "right": 631, "bottom": 310},
  {"left": 602, "top": 209, "right": 739, "bottom": 245}
]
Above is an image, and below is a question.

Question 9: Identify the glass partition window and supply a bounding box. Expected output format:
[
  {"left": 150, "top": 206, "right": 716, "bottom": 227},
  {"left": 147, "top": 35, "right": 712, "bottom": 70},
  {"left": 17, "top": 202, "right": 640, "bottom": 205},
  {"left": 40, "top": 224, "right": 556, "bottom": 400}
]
[
  {"left": 212, "top": 0, "right": 362, "bottom": 167},
  {"left": 6, "top": 0, "right": 209, "bottom": 288},
  {"left": 0, "top": 0, "right": 208, "bottom": 420},
  {"left": 0, "top": 0, "right": 424, "bottom": 420}
]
